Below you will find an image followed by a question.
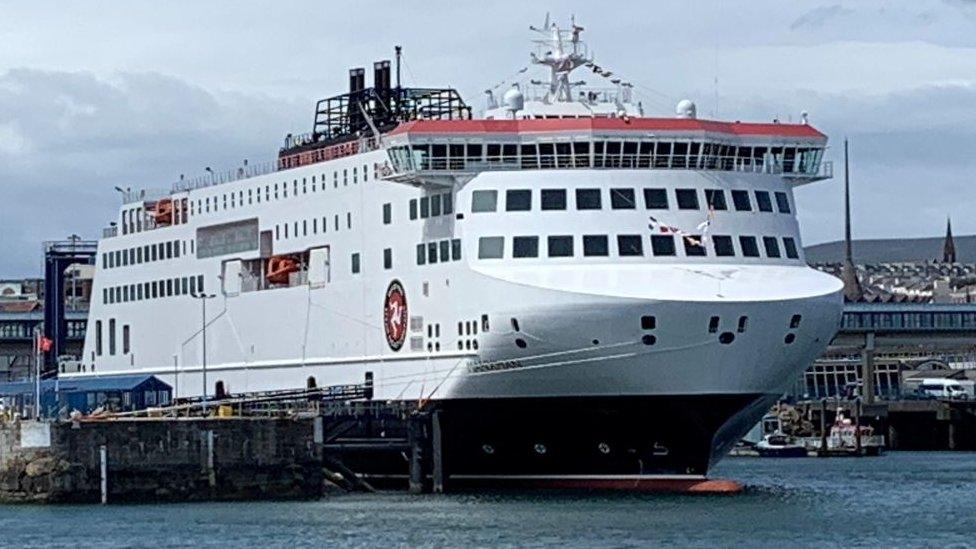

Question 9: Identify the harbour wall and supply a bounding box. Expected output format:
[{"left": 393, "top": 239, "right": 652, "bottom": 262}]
[{"left": 0, "top": 417, "right": 328, "bottom": 503}]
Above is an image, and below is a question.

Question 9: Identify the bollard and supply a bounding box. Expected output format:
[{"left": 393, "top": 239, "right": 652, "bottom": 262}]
[{"left": 100, "top": 445, "right": 108, "bottom": 504}]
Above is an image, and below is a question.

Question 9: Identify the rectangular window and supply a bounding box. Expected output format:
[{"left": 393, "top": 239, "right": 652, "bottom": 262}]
[
  {"left": 451, "top": 239, "right": 462, "bottom": 261},
  {"left": 643, "top": 188, "right": 669, "bottom": 209},
  {"left": 383, "top": 248, "right": 393, "bottom": 270},
  {"left": 583, "top": 235, "right": 609, "bottom": 256},
  {"left": 763, "top": 236, "right": 781, "bottom": 258},
  {"left": 708, "top": 316, "right": 720, "bottom": 333},
  {"left": 576, "top": 188, "right": 602, "bottom": 210},
  {"left": 617, "top": 235, "right": 644, "bottom": 256},
  {"left": 683, "top": 235, "right": 707, "bottom": 256},
  {"left": 739, "top": 236, "right": 760, "bottom": 257},
  {"left": 439, "top": 240, "right": 450, "bottom": 262},
  {"left": 351, "top": 253, "right": 361, "bottom": 274},
  {"left": 775, "top": 191, "right": 791, "bottom": 213},
  {"left": 547, "top": 235, "right": 573, "bottom": 257},
  {"left": 122, "top": 325, "right": 130, "bottom": 354},
  {"left": 650, "top": 234, "right": 676, "bottom": 256},
  {"left": 409, "top": 199, "right": 418, "bottom": 220},
  {"left": 755, "top": 190, "right": 773, "bottom": 212},
  {"left": 675, "top": 189, "right": 699, "bottom": 210},
  {"left": 428, "top": 242, "right": 438, "bottom": 264},
  {"left": 783, "top": 237, "right": 799, "bottom": 259},
  {"left": 471, "top": 190, "right": 498, "bottom": 212},
  {"left": 108, "top": 318, "right": 116, "bottom": 356},
  {"left": 512, "top": 236, "right": 539, "bottom": 258},
  {"left": 704, "top": 189, "right": 727, "bottom": 210},
  {"left": 95, "top": 320, "right": 102, "bottom": 356},
  {"left": 541, "top": 189, "right": 567, "bottom": 210},
  {"left": 189, "top": 276, "right": 196, "bottom": 296},
  {"left": 478, "top": 236, "right": 504, "bottom": 259},
  {"left": 420, "top": 196, "right": 430, "bottom": 218},
  {"left": 506, "top": 189, "right": 532, "bottom": 211},
  {"left": 731, "top": 190, "right": 752, "bottom": 211},
  {"left": 431, "top": 195, "right": 442, "bottom": 216},
  {"left": 416, "top": 243, "right": 426, "bottom": 265},
  {"left": 442, "top": 193, "right": 454, "bottom": 215},
  {"left": 713, "top": 235, "right": 735, "bottom": 256},
  {"left": 610, "top": 188, "right": 636, "bottom": 209}
]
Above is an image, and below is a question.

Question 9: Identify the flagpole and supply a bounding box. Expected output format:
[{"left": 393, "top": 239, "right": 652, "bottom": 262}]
[{"left": 34, "top": 327, "right": 41, "bottom": 421}]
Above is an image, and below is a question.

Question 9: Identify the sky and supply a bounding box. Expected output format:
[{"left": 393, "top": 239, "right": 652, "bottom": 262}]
[{"left": 1, "top": 0, "right": 975, "bottom": 276}]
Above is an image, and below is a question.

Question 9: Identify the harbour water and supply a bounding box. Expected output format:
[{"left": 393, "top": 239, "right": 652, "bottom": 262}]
[{"left": 2, "top": 452, "right": 974, "bottom": 548}]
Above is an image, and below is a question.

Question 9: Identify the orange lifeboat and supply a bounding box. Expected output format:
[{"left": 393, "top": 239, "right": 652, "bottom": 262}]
[
  {"left": 266, "top": 256, "right": 300, "bottom": 285},
  {"left": 151, "top": 198, "right": 173, "bottom": 225}
]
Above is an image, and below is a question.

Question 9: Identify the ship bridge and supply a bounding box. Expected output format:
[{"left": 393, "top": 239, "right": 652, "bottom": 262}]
[{"left": 381, "top": 117, "right": 832, "bottom": 188}]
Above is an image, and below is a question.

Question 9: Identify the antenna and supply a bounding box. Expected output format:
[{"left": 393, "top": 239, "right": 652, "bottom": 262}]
[{"left": 395, "top": 45, "right": 402, "bottom": 89}]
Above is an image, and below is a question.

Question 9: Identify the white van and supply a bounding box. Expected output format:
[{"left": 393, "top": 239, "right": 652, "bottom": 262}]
[{"left": 917, "top": 378, "right": 970, "bottom": 400}]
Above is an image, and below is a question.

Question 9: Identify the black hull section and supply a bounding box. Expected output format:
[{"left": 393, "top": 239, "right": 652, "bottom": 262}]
[{"left": 436, "top": 394, "right": 769, "bottom": 478}]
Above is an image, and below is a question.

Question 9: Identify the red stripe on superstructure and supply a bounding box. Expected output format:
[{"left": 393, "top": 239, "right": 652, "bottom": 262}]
[{"left": 386, "top": 117, "right": 825, "bottom": 139}]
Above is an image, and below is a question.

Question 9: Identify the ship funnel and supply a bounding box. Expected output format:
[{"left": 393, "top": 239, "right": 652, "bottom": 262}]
[
  {"left": 349, "top": 68, "right": 365, "bottom": 93},
  {"left": 373, "top": 60, "right": 391, "bottom": 91}
]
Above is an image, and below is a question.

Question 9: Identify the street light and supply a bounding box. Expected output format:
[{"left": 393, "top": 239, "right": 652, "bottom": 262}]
[{"left": 191, "top": 291, "right": 217, "bottom": 413}]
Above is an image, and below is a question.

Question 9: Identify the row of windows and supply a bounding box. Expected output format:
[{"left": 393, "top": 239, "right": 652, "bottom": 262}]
[
  {"left": 0, "top": 320, "right": 87, "bottom": 339},
  {"left": 416, "top": 239, "right": 463, "bottom": 265},
  {"left": 103, "top": 239, "right": 190, "bottom": 269},
  {"left": 470, "top": 187, "right": 791, "bottom": 214},
  {"left": 189, "top": 164, "right": 371, "bottom": 218},
  {"left": 275, "top": 213, "right": 352, "bottom": 241},
  {"left": 841, "top": 311, "right": 976, "bottom": 330},
  {"left": 388, "top": 140, "right": 824, "bottom": 176},
  {"left": 476, "top": 234, "right": 800, "bottom": 259},
  {"left": 93, "top": 319, "right": 130, "bottom": 356},
  {"left": 407, "top": 193, "right": 454, "bottom": 221},
  {"left": 103, "top": 275, "right": 205, "bottom": 305}
]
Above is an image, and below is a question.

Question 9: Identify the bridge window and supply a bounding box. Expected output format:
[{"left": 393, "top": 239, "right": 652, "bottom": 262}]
[
  {"left": 442, "top": 193, "right": 454, "bottom": 214},
  {"left": 704, "top": 189, "right": 727, "bottom": 210},
  {"left": 610, "top": 188, "right": 636, "bottom": 209},
  {"left": 755, "top": 191, "right": 773, "bottom": 212},
  {"left": 739, "top": 236, "right": 760, "bottom": 257},
  {"left": 583, "top": 235, "right": 609, "bottom": 256},
  {"left": 783, "top": 237, "right": 799, "bottom": 259},
  {"left": 451, "top": 239, "right": 462, "bottom": 260},
  {"left": 439, "top": 240, "right": 450, "bottom": 262},
  {"left": 775, "top": 191, "right": 791, "bottom": 213},
  {"left": 713, "top": 236, "right": 735, "bottom": 257},
  {"left": 506, "top": 190, "right": 532, "bottom": 211},
  {"left": 731, "top": 190, "right": 751, "bottom": 211},
  {"left": 547, "top": 236, "right": 574, "bottom": 257},
  {"left": 431, "top": 195, "right": 442, "bottom": 216},
  {"left": 416, "top": 244, "right": 426, "bottom": 265},
  {"left": 617, "top": 235, "right": 644, "bottom": 256},
  {"left": 675, "top": 189, "right": 699, "bottom": 210},
  {"left": 513, "top": 236, "right": 539, "bottom": 258},
  {"left": 541, "top": 189, "right": 567, "bottom": 210},
  {"left": 471, "top": 190, "right": 498, "bottom": 213},
  {"left": 643, "top": 188, "right": 669, "bottom": 209},
  {"left": 576, "top": 188, "right": 602, "bottom": 210},
  {"left": 763, "top": 236, "right": 781, "bottom": 258},
  {"left": 409, "top": 199, "right": 418, "bottom": 219},
  {"left": 651, "top": 235, "right": 676, "bottom": 256},
  {"left": 478, "top": 237, "right": 504, "bottom": 259},
  {"left": 428, "top": 243, "right": 438, "bottom": 264},
  {"left": 420, "top": 196, "right": 430, "bottom": 218}
]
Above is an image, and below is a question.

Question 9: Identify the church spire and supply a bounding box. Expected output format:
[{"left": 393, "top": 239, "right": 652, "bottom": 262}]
[
  {"left": 943, "top": 216, "right": 956, "bottom": 263},
  {"left": 841, "top": 139, "right": 863, "bottom": 302}
]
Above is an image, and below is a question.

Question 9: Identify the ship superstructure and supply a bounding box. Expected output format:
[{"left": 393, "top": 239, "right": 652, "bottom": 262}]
[{"left": 77, "top": 19, "right": 842, "bottom": 483}]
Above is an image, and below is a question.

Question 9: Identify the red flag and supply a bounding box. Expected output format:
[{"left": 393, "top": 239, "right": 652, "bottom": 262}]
[{"left": 38, "top": 337, "right": 53, "bottom": 353}]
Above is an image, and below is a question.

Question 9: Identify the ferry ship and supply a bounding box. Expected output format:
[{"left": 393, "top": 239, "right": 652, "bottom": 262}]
[{"left": 75, "top": 19, "right": 843, "bottom": 485}]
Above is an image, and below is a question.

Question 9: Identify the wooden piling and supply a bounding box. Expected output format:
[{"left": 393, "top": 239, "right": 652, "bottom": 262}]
[
  {"left": 432, "top": 410, "right": 445, "bottom": 494},
  {"left": 819, "top": 398, "right": 828, "bottom": 453},
  {"left": 99, "top": 445, "right": 108, "bottom": 505}
]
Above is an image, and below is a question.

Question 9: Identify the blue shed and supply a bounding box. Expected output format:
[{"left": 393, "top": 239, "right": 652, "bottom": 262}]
[{"left": 0, "top": 375, "right": 172, "bottom": 417}]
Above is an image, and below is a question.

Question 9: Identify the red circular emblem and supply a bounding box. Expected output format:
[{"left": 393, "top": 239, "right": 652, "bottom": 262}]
[{"left": 384, "top": 280, "right": 408, "bottom": 351}]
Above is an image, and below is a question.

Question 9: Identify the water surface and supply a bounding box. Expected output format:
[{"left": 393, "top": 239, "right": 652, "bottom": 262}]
[{"left": 2, "top": 452, "right": 973, "bottom": 548}]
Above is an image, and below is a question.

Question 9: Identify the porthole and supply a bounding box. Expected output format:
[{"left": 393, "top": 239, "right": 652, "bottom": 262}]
[
  {"left": 533, "top": 443, "right": 547, "bottom": 455},
  {"left": 592, "top": 339, "right": 600, "bottom": 346},
  {"left": 597, "top": 442, "right": 611, "bottom": 455},
  {"left": 719, "top": 332, "right": 735, "bottom": 345},
  {"left": 785, "top": 333, "right": 796, "bottom": 344},
  {"left": 515, "top": 338, "right": 527, "bottom": 349},
  {"left": 641, "top": 334, "right": 657, "bottom": 346},
  {"left": 482, "top": 444, "right": 495, "bottom": 455}
]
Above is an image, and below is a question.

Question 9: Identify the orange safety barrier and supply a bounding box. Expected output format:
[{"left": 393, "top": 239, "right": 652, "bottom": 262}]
[
  {"left": 151, "top": 198, "right": 173, "bottom": 225},
  {"left": 266, "top": 256, "right": 300, "bottom": 285}
]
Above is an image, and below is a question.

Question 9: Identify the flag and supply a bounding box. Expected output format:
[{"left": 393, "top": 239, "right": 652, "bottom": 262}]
[{"left": 37, "top": 336, "right": 53, "bottom": 353}]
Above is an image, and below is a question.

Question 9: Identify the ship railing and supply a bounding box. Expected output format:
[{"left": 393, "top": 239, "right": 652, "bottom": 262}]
[
  {"left": 171, "top": 159, "right": 280, "bottom": 193},
  {"left": 386, "top": 153, "right": 833, "bottom": 180},
  {"left": 102, "top": 225, "right": 118, "bottom": 238}
]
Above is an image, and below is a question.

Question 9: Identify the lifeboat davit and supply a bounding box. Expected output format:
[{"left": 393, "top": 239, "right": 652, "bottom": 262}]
[
  {"left": 151, "top": 198, "right": 173, "bottom": 225},
  {"left": 266, "top": 256, "right": 300, "bottom": 285}
]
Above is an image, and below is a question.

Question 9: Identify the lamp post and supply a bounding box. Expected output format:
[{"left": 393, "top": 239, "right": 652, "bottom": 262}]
[{"left": 191, "top": 291, "right": 216, "bottom": 413}]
